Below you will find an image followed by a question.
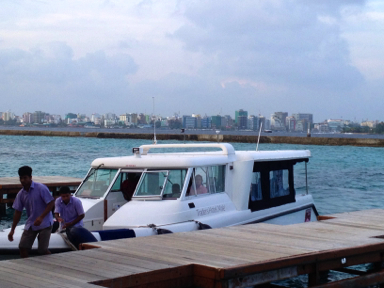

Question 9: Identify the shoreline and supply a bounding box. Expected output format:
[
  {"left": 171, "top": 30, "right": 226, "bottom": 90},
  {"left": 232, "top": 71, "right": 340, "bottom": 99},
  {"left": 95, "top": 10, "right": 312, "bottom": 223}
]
[{"left": 1, "top": 129, "right": 384, "bottom": 147}]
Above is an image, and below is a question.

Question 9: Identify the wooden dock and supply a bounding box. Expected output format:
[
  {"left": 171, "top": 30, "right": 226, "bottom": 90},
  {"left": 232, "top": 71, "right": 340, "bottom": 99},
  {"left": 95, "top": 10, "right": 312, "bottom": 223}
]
[{"left": 2, "top": 209, "right": 384, "bottom": 287}]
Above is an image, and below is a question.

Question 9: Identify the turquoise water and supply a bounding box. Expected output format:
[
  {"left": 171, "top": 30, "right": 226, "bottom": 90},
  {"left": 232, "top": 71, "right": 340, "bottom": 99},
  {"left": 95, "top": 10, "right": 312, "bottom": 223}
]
[
  {"left": 1, "top": 134, "right": 384, "bottom": 225},
  {"left": 1, "top": 135, "right": 384, "bottom": 285}
]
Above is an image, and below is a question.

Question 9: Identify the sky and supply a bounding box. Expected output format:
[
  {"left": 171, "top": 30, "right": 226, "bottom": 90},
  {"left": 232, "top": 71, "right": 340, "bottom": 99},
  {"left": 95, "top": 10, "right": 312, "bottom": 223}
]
[{"left": 1, "top": 0, "right": 384, "bottom": 122}]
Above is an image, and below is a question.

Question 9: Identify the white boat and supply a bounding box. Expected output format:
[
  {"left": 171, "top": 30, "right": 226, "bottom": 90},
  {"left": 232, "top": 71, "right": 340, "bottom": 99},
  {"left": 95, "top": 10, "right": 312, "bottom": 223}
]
[{"left": 0, "top": 143, "right": 318, "bottom": 253}]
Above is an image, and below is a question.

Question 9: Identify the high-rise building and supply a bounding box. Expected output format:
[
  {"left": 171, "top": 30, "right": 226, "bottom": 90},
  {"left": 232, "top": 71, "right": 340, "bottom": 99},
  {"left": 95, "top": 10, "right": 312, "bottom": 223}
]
[
  {"left": 271, "top": 112, "right": 288, "bottom": 130},
  {"left": 235, "top": 109, "right": 248, "bottom": 129},
  {"left": 292, "top": 113, "right": 313, "bottom": 124},
  {"left": 23, "top": 112, "right": 33, "bottom": 124},
  {"left": 292, "top": 113, "right": 313, "bottom": 132},
  {"left": 182, "top": 115, "right": 197, "bottom": 128},
  {"left": 285, "top": 116, "right": 296, "bottom": 131},
  {"left": 211, "top": 115, "right": 222, "bottom": 129},
  {"left": 2, "top": 111, "right": 14, "bottom": 121},
  {"left": 33, "top": 111, "right": 46, "bottom": 124},
  {"left": 201, "top": 116, "right": 211, "bottom": 129},
  {"left": 248, "top": 115, "right": 259, "bottom": 131}
]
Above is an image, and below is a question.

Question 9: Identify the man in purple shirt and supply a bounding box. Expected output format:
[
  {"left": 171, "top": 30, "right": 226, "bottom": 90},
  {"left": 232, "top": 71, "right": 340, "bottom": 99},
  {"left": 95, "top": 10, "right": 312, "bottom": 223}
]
[
  {"left": 54, "top": 186, "right": 85, "bottom": 229},
  {"left": 8, "top": 166, "right": 55, "bottom": 258}
]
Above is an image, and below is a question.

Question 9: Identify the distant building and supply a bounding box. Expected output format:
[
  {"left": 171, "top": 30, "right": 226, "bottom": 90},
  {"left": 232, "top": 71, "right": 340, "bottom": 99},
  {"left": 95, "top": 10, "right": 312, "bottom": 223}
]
[
  {"left": 258, "top": 115, "right": 266, "bottom": 130},
  {"left": 182, "top": 115, "right": 197, "bottom": 128},
  {"left": 327, "top": 119, "right": 344, "bottom": 131},
  {"left": 201, "top": 116, "right": 211, "bottom": 129},
  {"left": 361, "top": 120, "right": 378, "bottom": 128},
  {"left": 23, "top": 112, "right": 33, "bottom": 124},
  {"left": 192, "top": 114, "right": 202, "bottom": 129},
  {"left": 2, "top": 111, "right": 14, "bottom": 121},
  {"left": 235, "top": 109, "right": 248, "bottom": 129},
  {"left": 271, "top": 112, "right": 287, "bottom": 130},
  {"left": 285, "top": 116, "right": 296, "bottom": 131},
  {"left": 314, "top": 122, "right": 329, "bottom": 133},
  {"left": 271, "top": 112, "right": 288, "bottom": 130},
  {"left": 211, "top": 115, "right": 222, "bottom": 129},
  {"left": 248, "top": 115, "right": 259, "bottom": 131},
  {"left": 65, "top": 113, "right": 77, "bottom": 120},
  {"left": 292, "top": 113, "right": 313, "bottom": 131},
  {"left": 33, "top": 111, "right": 46, "bottom": 124},
  {"left": 265, "top": 119, "right": 271, "bottom": 130}
]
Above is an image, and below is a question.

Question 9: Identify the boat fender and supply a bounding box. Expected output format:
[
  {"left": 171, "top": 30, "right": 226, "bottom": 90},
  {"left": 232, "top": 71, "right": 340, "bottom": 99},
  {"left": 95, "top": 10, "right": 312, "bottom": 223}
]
[
  {"left": 196, "top": 221, "right": 212, "bottom": 230},
  {"left": 156, "top": 228, "right": 173, "bottom": 234},
  {"left": 95, "top": 229, "right": 136, "bottom": 241},
  {"left": 66, "top": 227, "right": 98, "bottom": 249}
]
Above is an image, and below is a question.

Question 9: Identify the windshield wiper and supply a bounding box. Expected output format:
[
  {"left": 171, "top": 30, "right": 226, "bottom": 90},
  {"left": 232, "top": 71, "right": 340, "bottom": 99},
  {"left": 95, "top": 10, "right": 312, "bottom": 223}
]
[{"left": 82, "top": 163, "right": 104, "bottom": 183}]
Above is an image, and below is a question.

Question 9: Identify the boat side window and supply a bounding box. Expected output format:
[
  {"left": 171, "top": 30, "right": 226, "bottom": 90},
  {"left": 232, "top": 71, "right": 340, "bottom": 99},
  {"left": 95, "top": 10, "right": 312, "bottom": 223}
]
[
  {"left": 249, "top": 160, "right": 296, "bottom": 212},
  {"left": 162, "top": 169, "right": 187, "bottom": 199},
  {"left": 110, "top": 172, "right": 142, "bottom": 201},
  {"left": 135, "top": 171, "right": 168, "bottom": 197},
  {"left": 76, "top": 168, "right": 118, "bottom": 198},
  {"left": 270, "top": 170, "right": 289, "bottom": 198},
  {"left": 210, "top": 165, "right": 226, "bottom": 193},
  {"left": 186, "top": 165, "right": 225, "bottom": 196}
]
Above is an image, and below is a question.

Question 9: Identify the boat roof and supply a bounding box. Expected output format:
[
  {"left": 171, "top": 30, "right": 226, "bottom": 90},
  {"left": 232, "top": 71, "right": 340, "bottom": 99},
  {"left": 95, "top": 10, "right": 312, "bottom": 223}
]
[{"left": 91, "top": 143, "right": 311, "bottom": 169}]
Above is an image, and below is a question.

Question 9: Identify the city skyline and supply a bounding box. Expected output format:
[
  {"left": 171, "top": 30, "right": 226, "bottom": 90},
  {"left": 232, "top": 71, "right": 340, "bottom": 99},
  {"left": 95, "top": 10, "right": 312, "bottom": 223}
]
[
  {"left": 1, "top": 108, "right": 381, "bottom": 134},
  {"left": 1, "top": 1, "right": 384, "bottom": 120}
]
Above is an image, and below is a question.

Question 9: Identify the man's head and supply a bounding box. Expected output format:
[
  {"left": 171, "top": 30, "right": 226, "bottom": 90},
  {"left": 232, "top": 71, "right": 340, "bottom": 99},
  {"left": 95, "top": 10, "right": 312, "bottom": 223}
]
[
  {"left": 18, "top": 166, "right": 32, "bottom": 189},
  {"left": 59, "top": 186, "right": 71, "bottom": 204}
]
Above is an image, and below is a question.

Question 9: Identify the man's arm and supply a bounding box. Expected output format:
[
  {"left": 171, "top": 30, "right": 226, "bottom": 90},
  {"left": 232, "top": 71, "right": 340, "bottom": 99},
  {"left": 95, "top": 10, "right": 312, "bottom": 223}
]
[
  {"left": 8, "top": 210, "right": 22, "bottom": 242},
  {"left": 34, "top": 200, "right": 55, "bottom": 227},
  {"left": 54, "top": 212, "right": 63, "bottom": 222},
  {"left": 63, "top": 214, "right": 85, "bottom": 229}
]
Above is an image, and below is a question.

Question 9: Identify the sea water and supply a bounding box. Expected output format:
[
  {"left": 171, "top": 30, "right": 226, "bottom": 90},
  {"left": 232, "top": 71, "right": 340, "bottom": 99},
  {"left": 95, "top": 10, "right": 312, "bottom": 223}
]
[
  {"left": 1, "top": 135, "right": 384, "bottom": 285},
  {"left": 2, "top": 134, "right": 383, "bottom": 220}
]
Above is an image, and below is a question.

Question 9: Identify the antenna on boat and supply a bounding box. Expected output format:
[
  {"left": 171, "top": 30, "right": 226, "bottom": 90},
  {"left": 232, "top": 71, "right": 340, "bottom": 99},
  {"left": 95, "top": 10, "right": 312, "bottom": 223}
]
[
  {"left": 256, "top": 122, "right": 263, "bottom": 151},
  {"left": 152, "top": 97, "right": 157, "bottom": 144}
]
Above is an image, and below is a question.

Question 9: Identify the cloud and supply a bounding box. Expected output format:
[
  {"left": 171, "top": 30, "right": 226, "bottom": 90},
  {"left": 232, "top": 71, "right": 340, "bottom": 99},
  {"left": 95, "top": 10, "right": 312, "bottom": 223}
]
[
  {"left": 0, "top": 42, "right": 138, "bottom": 113},
  {"left": 172, "top": 0, "right": 365, "bottom": 92}
]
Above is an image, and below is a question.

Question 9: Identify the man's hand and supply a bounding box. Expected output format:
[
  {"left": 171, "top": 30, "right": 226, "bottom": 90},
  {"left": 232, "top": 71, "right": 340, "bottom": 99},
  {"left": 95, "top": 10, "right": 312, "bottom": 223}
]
[
  {"left": 56, "top": 217, "right": 64, "bottom": 223},
  {"left": 8, "top": 230, "right": 14, "bottom": 242},
  {"left": 62, "top": 222, "right": 71, "bottom": 229},
  {"left": 34, "top": 216, "right": 43, "bottom": 226}
]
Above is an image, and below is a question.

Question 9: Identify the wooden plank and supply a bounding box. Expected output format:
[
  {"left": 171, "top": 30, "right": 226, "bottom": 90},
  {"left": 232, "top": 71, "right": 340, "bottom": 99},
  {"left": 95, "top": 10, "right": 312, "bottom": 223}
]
[
  {"left": 25, "top": 254, "right": 114, "bottom": 280},
  {"left": 0, "top": 261, "right": 87, "bottom": 288},
  {"left": 78, "top": 249, "right": 178, "bottom": 271},
  {"left": 0, "top": 267, "right": 54, "bottom": 288},
  {"left": 97, "top": 241, "right": 246, "bottom": 267},
  {"left": 40, "top": 252, "right": 129, "bottom": 278},
  {"left": 26, "top": 257, "right": 106, "bottom": 282},
  {"left": 67, "top": 250, "right": 152, "bottom": 275}
]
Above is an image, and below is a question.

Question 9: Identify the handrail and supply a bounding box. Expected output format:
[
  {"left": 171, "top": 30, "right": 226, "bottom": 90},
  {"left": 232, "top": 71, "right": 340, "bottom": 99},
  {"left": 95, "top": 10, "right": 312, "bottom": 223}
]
[{"left": 139, "top": 143, "right": 235, "bottom": 155}]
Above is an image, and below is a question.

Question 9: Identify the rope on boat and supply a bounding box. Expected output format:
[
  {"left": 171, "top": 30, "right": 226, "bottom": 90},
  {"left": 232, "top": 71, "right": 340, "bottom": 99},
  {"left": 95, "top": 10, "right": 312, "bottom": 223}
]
[{"left": 57, "top": 230, "right": 78, "bottom": 251}]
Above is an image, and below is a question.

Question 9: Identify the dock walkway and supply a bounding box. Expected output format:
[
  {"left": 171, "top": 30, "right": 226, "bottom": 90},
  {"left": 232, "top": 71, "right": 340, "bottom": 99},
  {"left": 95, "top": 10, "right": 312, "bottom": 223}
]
[{"left": 2, "top": 209, "right": 384, "bottom": 287}]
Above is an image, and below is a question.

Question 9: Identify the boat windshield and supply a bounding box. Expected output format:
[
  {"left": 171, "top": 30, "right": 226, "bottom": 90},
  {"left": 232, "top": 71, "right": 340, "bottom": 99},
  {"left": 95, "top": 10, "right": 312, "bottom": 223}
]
[
  {"left": 76, "top": 168, "right": 118, "bottom": 198},
  {"left": 134, "top": 169, "right": 187, "bottom": 199}
]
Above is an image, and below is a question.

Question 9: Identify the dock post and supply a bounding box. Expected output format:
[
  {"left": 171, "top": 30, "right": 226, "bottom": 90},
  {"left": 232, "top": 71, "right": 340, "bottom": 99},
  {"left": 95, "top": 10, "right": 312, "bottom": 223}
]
[
  {"left": 308, "top": 263, "right": 320, "bottom": 287},
  {"left": 0, "top": 203, "right": 6, "bottom": 216}
]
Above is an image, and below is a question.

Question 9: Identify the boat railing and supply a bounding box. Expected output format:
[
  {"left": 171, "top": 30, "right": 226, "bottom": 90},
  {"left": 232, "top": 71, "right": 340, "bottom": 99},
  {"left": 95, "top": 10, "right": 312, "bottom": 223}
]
[{"left": 138, "top": 143, "right": 236, "bottom": 156}]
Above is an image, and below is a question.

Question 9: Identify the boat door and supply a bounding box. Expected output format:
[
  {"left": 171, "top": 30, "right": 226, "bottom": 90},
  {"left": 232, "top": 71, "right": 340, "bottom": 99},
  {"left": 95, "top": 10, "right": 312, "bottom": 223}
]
[{"left": 105, "top": 169, "right": 143, "bottom": 218}]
